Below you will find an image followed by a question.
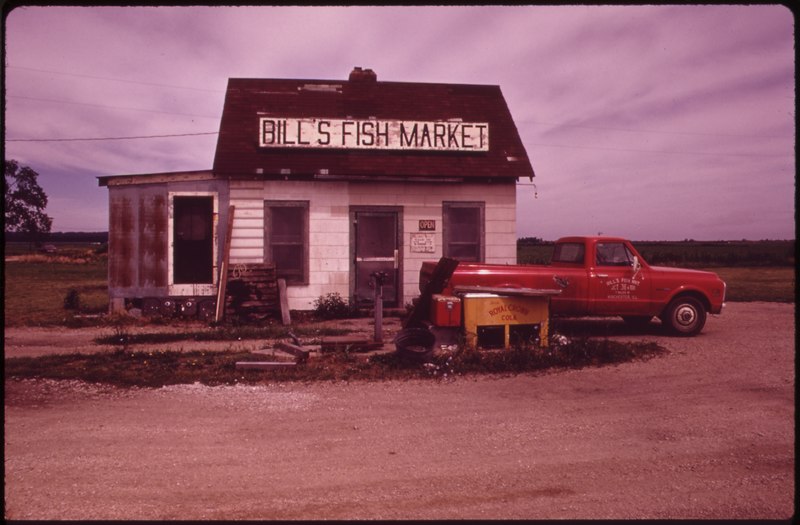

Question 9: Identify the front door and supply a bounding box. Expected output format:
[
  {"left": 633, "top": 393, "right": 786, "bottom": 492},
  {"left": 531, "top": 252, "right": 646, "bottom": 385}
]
[
  {"left": 173, "top": 196, "right": 214, "bottom": 284},
  {"left": 352, "top": 209, "right": 400, "bottom": 307}
]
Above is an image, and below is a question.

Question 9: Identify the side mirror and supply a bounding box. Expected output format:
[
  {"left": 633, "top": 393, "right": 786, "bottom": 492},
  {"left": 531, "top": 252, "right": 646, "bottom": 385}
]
[{"left": 632, "top": 256, "right": 641, "bottom": 277}]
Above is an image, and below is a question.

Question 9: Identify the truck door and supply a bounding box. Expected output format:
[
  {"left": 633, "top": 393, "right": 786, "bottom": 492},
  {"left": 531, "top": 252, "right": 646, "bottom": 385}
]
[{"left": 588, "top": 241, "right": 651, "bottom": 315}]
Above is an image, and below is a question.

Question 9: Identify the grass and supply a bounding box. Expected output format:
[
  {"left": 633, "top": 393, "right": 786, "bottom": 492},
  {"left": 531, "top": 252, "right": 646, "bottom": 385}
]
[
  {"left": 698, "top": 266, "right": 795, "bottom": 303},
  {"left": 4, "top": 338, "right": 667, "bottom": 388},
  {"left": 3, "top": 258, "right": 108, "bottom": 326}
]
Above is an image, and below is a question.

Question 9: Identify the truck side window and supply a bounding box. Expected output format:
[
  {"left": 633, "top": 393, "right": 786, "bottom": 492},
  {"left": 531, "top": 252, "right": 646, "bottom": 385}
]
[
  {"left": 552, "top": 242, "right": 585, "bottom": 264},
  {"left": 596, "top": 243, "right": 634, "bottom": 266}
]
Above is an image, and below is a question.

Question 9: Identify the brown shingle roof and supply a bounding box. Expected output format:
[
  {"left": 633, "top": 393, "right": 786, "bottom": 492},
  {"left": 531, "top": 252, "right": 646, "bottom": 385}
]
[{"left": 212, "top": 69, "right": 534, "bottom": 180}]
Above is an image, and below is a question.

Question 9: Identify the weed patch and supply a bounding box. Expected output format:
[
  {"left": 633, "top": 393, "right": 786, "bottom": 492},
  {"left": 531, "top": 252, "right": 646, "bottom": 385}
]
[
  {"left": 93, "top": 325, "right": 351, "bottom": 346},
  {"left": 312, "top": 293, "right": 360, "bottom": 320},
  {"left": 5, "top": 338, "right": 667, "bottom": 388}
]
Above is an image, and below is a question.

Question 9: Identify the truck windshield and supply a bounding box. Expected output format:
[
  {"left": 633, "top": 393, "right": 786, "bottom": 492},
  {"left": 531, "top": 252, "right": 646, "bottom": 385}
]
[{"left": 552, "top": 242, "right": 585, "bottom": 264}]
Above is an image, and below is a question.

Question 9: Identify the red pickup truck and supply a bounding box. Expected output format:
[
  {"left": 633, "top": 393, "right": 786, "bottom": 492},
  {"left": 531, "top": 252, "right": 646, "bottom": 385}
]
[{"left": 421, "top": 236, "right": 726, "bottom": 336}]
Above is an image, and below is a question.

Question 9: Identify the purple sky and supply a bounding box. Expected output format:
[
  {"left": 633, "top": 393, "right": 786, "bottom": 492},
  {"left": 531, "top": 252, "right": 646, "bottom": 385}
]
[{"left": 3, "top": 5, "right": 795, "bottom": 240}]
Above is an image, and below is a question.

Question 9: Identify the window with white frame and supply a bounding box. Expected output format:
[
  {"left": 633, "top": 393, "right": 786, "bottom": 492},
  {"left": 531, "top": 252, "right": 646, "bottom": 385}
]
[
  {"left": 264, "top": 200, "right": 309, "bottom": 284},
  {"left": 442, "top": 201, "right": 485, "bottom": 262}
]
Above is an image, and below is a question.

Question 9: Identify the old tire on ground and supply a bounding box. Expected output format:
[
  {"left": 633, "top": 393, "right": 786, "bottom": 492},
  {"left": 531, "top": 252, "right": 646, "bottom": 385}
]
[
  {"left": 661, "top": 296, "right": 707, "bottom": 336},
  {"left": 394, "top": 327, "right": 436, "bottom": 362}
]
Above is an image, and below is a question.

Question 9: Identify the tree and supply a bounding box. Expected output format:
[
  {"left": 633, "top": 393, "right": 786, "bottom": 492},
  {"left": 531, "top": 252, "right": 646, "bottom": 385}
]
[{"left": 4, "top": 160, "right": 53, "bottom": 245}]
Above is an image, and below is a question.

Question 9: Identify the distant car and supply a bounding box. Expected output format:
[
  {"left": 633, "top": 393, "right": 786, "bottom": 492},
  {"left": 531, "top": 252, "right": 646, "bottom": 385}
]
[{"left": 39, "top": 244, "right": 57, "bottom": 254}]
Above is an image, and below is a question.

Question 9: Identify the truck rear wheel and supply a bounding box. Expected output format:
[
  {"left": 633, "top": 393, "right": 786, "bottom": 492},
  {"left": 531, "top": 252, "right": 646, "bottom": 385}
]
[{"left": 661, "top": 296, "right": 706, "bottom": 336}]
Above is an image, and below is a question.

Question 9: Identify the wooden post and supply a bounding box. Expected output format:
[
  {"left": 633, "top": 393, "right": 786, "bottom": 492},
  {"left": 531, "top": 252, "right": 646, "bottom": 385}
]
[
  {"left": 214, "top": 205, "right": 235, "bottom": 323},
  {"left": 278, "top": 278, "right": 291, "bottom": 325},
  {"left": 373, "top": 274, "right": 383, "bottom": 344}
]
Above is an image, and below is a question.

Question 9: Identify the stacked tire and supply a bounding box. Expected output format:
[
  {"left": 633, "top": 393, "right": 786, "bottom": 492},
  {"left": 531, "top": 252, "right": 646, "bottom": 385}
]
[{"left": 394, "top": 327, "right": 436, "bottom": 362}]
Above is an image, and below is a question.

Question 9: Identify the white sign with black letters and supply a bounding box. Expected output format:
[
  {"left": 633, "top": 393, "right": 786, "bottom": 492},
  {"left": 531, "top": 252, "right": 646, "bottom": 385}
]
[
  {"left": 410, "top": 233, "right": 435, "bottom": 253},
  {"left": 259, "top": 117, "right": 489, "bottom": 152}
]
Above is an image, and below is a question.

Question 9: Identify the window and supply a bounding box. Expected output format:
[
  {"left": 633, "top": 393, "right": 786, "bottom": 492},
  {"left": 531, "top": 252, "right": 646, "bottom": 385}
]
[
  {"left": 552, "top": 242, "right": 585, "bottom": 264},
  {"left": 264, "top": 201, "right": 309, "bottom": 284},
  {"left": 596, "top": 242, "right": 635, "bottom": 266},
  {"left": 443, "top": 201, "right": 484, "bottom": 262}
]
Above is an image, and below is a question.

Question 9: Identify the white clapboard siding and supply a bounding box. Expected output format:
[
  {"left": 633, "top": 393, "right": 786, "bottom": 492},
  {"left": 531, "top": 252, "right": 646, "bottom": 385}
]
[{"left": 225, "top": 178, "right": 516, "bottom": 310}]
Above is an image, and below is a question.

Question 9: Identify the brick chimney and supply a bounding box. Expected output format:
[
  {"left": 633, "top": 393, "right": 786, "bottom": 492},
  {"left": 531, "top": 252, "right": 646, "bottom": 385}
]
[{"left": 349, "top": 66, "right": 377, "bottom": 83}]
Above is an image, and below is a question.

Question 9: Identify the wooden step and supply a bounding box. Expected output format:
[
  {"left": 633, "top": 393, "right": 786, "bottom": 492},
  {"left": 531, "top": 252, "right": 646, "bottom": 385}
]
[
  {"left": 320, "top": 336, "right": 383, "bottom": 353},
  {"left": 235, "top": 361, "right": 296, "bottom": 370}
]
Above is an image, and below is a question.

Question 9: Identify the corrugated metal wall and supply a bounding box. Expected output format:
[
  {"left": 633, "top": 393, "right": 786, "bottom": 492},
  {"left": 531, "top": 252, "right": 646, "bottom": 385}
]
[
  {"left": 108, "top": 180, "right": 227, "bottom": 300},
  {"left": 108, "top": 186, "right": 169, "bottom": 297}
]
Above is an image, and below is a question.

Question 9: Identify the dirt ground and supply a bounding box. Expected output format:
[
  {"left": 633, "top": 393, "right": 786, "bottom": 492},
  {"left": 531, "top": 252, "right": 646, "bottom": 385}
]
[{"left": 4, "top": 302, "right": 795, "bottom": 520}]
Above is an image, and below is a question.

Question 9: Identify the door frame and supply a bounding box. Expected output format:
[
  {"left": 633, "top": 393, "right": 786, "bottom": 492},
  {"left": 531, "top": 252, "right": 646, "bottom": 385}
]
[
  {"left": 168, "top": 191, "right": 219, "bottom": 296},
  {"left": 349, "top": 205, "right": 403, "bottom": 307}
]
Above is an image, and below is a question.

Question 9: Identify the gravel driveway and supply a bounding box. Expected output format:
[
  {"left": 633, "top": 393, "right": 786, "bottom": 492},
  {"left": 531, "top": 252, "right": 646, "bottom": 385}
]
[{"left": 4, "top": 302, "right": 794, "bottom": 519}]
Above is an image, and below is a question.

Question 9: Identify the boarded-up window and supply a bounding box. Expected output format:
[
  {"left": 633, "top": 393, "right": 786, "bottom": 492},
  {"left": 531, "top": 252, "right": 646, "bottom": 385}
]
[
  {"left": 443, "top": 201, "right": 484, "bottom": 262},
  {"left": 264, "top": 201, "right": 309, "bottom": 285}
]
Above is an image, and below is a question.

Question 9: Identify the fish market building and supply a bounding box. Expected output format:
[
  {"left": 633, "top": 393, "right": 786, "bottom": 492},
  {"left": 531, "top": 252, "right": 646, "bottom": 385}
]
[{"left": 99, "top": 67, "right": 535, "bottom": 318}]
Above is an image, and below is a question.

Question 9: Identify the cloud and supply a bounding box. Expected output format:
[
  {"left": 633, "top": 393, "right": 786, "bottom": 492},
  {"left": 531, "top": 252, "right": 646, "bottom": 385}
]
[{"left": 3, "top": 5, "right": 794, "bottom": 239}]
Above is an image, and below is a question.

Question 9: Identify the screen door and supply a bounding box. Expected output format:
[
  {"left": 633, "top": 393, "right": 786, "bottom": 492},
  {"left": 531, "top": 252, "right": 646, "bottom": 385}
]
[
  {"left": 173, "top": 196, "right": 214, "bottom": 284},
  {"left": 353, "top": 210, "right": 400, "bottom": 306}
]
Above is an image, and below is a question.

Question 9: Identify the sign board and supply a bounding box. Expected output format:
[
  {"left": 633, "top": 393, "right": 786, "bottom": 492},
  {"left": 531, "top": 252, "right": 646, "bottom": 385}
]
[
  {"left": 410, "top": 233, "right": 435, "bottom": 253},
  {"left": 418, "top": 219, "right": 436, "bottom": 231},
  {"left": 260, "top": 117, "right": 489, "bottom": 152}
]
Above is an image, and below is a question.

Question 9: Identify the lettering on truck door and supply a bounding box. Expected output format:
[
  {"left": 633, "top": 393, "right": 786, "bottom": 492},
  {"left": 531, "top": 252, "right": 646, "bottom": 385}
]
[{"left": 588, "top": 241, "right": 651, "bottom": 315}]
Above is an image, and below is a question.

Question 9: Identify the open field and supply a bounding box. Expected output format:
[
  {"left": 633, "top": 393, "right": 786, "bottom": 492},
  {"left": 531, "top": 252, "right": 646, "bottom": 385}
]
[
  {"left": 4, "top": 241, "right": 106, "bottom": 257},
  {"left": 710, "top": 266, "right": 795, "bottom": 303},
  {"left": 3, "top": 258, "right": 108, "bottom": 326}
]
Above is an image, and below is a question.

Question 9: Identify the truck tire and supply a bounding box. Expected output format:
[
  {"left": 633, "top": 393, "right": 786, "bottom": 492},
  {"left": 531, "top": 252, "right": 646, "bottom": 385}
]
[
  {"left": 394, "top": 327, "right": 436, "bottom": 362},
  {"left": 661, "top": 296, "right": 706, "bottom": 336}
]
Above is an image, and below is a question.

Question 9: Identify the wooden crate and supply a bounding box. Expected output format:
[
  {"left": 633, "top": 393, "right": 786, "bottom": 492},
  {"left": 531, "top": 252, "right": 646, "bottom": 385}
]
[{"left": 224, "top": 263, "right": 280, "bottom": 321}]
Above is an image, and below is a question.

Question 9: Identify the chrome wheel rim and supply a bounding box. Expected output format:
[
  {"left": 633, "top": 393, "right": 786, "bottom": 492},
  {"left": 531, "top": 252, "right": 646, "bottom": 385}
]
[{"left": 675, "top": 304, "right": 697, "bottom": 327}]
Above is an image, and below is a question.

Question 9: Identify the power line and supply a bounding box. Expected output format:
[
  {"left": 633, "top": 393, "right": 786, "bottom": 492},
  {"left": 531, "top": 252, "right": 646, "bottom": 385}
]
[
  {"left": 8, "top": 94, "right": 220, "bottom": 119},
  {"left": 7, "top": 65, "right": 225, "bottom": 94},
  {"left": 7, "top": 132, "right": 219, "bottom": 143}
]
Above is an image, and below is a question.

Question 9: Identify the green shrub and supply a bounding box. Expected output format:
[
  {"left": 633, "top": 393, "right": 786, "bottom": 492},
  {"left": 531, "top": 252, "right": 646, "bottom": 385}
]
[{"left": 313, "top": 292, "right": 357, "bottom": 320}]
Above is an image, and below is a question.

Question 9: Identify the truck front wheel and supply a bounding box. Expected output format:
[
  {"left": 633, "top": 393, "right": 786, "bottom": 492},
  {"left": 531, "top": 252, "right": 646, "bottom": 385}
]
[{"left": 661, "top": 296, "right": 707, "bottom": 336}]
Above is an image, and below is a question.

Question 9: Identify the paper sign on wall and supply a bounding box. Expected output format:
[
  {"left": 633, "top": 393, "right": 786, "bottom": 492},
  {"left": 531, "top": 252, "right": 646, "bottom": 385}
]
[{"left": 410, "top": 233, "right": 435, "bottom": 253}]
